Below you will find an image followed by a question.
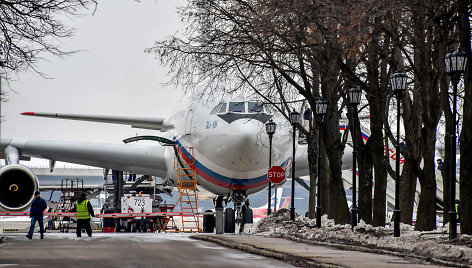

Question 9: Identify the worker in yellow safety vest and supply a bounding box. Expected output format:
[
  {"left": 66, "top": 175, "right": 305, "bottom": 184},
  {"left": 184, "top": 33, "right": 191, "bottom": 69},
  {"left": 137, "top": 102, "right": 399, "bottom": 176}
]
[
  {"left": 73, "top": 193, "right": 95, "bottom": 237},
  {"left": 455, "top": 199, "right": 461, "bottom": 223}
]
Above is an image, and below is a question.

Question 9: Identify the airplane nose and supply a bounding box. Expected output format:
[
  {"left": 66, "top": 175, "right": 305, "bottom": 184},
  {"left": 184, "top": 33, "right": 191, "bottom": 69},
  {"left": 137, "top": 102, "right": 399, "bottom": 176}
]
[{"left": 226, "top": 119, "right": 265, "bottom": 172}]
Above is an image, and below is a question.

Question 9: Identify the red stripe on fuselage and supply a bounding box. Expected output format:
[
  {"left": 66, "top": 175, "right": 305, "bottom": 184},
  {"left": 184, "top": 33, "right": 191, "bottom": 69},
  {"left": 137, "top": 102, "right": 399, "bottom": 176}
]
[{"left": 178, "top": 149, "right": 268, "bottom": 190}]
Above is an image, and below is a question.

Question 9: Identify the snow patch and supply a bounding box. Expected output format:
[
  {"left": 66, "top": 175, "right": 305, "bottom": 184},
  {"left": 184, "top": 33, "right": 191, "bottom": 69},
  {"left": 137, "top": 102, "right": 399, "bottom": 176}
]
[{"left": 251, "top": 210, "right": 472, "bottom": 265}]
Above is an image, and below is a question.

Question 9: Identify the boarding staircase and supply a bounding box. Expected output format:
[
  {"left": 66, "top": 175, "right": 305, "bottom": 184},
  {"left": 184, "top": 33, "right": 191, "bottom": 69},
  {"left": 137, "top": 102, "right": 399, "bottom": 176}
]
[
  {"left": 163, "top": 146, "right": 201, "bottom": 232},
  {"left": 57, "top": 178, "right": 84, "bottom": 232}
]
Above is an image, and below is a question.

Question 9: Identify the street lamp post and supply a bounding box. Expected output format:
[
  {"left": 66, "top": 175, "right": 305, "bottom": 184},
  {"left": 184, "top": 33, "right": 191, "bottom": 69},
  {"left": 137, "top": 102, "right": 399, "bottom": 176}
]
[
  {"left": 444, "top": 50, "right": 468, "bottom": 240},
  {"left": 348, "top": 86, "right": 362, "bottom": 230},
  {"left": 315, "top": 99, "right": 327, "bottom": 227},
  {"left": 390, "top": 72, "right": 408, "bottom": 237},
  {"left": 265, "top": 119, "right": 277, "bottom": 215},
  {"left": 289, "top": 109, "right": 300, "bottom": 221}
]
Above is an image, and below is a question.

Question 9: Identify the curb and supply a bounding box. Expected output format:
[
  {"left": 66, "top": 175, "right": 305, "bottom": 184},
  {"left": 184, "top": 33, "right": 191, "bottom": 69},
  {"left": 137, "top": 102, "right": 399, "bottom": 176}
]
[{"left": 191, "top": 235, "right": 341, "bottom": 268}]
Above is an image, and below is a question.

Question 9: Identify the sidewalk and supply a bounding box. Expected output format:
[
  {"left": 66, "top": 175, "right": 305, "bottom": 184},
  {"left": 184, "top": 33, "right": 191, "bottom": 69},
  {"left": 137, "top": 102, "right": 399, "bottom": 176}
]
[{"left": 191, "top": 234, "right": 455, "bottom": 268}]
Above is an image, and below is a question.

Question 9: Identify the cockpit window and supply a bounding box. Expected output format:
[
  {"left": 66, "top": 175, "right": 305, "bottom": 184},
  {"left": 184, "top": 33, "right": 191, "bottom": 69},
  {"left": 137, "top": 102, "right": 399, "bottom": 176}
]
[
  {"left": 211, "top": 102, "right": 223, "bottom": 114},
  {"left": 212, "top": 101, "right": 273, "bottom": 116},
  {"left": 229, "top": 102, "right": 245, "bottom": 113},
  {"left": 248, "top": 102, "right": 263, "bottom": 113},
  {"left": 264, "top": 106, "right": 272, "bottom": 114},
  {"left": 214, "top": 101, "right": 272, "bottom": 123},
  {"left": 218, "top": 102, "right": 227, "bottom": 113}
]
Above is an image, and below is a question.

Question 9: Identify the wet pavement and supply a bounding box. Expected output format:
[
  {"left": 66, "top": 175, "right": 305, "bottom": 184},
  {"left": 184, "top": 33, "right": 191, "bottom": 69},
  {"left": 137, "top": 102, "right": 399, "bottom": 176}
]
[
  {"left": 0, "top": 233, "right": 293, "bottom": 268},
  {"left": 0, "top": 232, "right": 456, "bottom": 267}
]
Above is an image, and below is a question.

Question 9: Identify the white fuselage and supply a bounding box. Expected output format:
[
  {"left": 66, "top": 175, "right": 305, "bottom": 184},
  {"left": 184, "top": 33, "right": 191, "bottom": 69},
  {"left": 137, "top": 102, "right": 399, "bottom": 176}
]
[{"left": 163, "top": 96, "right": 294, "bottom": 196}]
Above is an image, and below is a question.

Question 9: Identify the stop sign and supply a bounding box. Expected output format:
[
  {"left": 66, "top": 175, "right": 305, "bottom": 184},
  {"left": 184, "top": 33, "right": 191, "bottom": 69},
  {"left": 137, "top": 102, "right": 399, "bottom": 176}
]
[{"left": 267, "top": 166, "right": 286, "bottom": 184}]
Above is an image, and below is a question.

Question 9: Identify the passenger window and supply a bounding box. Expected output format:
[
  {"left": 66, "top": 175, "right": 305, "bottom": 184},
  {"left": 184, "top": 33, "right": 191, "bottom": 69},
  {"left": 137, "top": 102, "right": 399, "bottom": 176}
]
[
  {"left": 248, "top": 102, "right": 263, "bottom": 113},
  {"left": 211, "top": 102, "right": 223, "bottom": 114},
  {"left": 218, "top": 102, "right": 227, "bottom": 114},
  {"left": 229, "top": 102, "right": 245, "bottom": 113}
]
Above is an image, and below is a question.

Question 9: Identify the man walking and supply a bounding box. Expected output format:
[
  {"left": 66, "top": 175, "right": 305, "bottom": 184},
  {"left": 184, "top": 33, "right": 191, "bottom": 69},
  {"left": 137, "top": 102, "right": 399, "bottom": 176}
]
[
  {"left": 74, "top": 193, "right": 95, "bottom": 237},
  {"left": 26, "top": 191, "right": 47, "bottom": 239}
]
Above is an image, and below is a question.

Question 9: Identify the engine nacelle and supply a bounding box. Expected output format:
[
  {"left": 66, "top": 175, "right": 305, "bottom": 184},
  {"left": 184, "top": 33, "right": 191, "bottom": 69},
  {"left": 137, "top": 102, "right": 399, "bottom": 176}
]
[{"left": 0, "top": 164, "right": 39, "bottom": 211}]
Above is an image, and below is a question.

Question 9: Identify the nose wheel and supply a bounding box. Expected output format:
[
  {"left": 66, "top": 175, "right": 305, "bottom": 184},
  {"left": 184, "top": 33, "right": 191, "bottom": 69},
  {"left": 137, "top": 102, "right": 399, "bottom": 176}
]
[
  {"left": 224, "top": 207, "right": 235, "bottom": 233},
  {"left": 212, "top": 191, "right": 247, "bottom": 234}
]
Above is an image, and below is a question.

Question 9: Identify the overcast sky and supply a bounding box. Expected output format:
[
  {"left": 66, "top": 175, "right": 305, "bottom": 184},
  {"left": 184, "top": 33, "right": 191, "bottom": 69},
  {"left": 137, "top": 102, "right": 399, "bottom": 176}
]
[{"left": 2, "top": 0, "right": 185, "bottom": 144}]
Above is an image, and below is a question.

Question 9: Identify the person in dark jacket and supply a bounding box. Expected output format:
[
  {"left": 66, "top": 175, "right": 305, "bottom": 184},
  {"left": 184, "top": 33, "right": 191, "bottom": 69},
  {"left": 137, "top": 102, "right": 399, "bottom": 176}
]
[
  {"left": 73, "top": 193, "right": 95, "bottom": 237},
  {"left": 239, "top": 199, "right": 250, "bottom": 233},
  {"left": 26, "top": 191, "right": 47, "bottom": 239}
]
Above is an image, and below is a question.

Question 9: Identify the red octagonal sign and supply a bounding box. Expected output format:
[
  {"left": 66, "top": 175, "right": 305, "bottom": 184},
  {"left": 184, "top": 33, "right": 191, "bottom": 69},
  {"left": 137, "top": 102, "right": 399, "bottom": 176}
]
[{"left": 267, "top": 166, "right": 286, "bottom": 184}]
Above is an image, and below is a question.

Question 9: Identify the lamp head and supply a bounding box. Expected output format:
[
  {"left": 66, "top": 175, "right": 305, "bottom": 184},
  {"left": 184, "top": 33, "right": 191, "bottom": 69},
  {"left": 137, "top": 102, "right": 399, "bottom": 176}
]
[
  {"left": 315, "top": 98, "right": 328, "bottom": 116},
  {"left": 348, "top": 86, "right": 362, "bottom": 105},
  {"left": 289, "top": 109, "right": 300, "bottom": 125},
  {"left": 445, "top": 49, "right": 468, "bottom": 76},
  {"left": 265, "top": 119, "right": 276, "bottom": 135},
  {"left": 390, "top": 72, "right": 408, "bottom": 95}
]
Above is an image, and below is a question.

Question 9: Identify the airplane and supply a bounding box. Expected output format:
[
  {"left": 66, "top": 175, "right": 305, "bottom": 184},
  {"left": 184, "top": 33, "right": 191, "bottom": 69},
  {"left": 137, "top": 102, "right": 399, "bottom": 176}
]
[
  {"left": 252, "top": 187, "right": 291, "bottom": 219},
  {"left": 0, "top": 94, "right": 354, "bottom": 232}
]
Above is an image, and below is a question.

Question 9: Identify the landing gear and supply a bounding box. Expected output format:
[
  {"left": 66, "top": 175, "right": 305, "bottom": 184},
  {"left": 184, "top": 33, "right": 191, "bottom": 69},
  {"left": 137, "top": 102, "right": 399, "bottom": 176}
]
[
  {"left": 224, "top": 207, "right": 235, "bottom": 233},
  {"left": 213, "top": 191, "right": 250, "bottom": 234},
  {"left": 215, "top": 196, "right": 224, "bottom": 234},
  {"left": 231, "top": 190, "right": 245, "bottom": 229}
]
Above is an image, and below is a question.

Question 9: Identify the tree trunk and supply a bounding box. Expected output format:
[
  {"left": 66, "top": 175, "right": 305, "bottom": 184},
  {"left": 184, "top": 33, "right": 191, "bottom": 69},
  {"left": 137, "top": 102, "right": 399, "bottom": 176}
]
[
  {"left": 415, "top": 130, "right": 437, "bottom": 231},
  {"left": 367, "top": 96, "right": 387, "bottom": 227},
  {"left": 323, "top": 113, "right": 350, "bottom": 224},
  {"left": 437, "top": 21, "right": 451, "bottom": 225},
  {"left": 323, "top": 94, "right": 349, "bottom": 223},
  {"left": 357, "top": 133, "right": 373, "bottom": 224},
  {"left": 307, "top": 120, "right": 318, "bottom": 219},
  {"left": 321, "top": 147, "right": 330, "bottom": 216},
  {"left": 399, "top": 161, "right": 417, "bottom": 224},
  {"left": 458, "top": 0, "right": 472, "bottom": 234}
]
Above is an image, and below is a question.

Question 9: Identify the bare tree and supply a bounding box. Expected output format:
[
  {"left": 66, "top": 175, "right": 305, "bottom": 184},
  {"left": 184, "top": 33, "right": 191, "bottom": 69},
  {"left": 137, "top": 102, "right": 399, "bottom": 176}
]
[
  {"left": 150, "top": 0, "right": 352, "bottom": 224},
  {"left": 152, "top": 0, "right": 470, "bottom": 229},
  {"left": 0, "top": 0, "right": 95, "bottom": 81},
  {"left": 458, "top": 0, "right": 472, "bottom": 234}
]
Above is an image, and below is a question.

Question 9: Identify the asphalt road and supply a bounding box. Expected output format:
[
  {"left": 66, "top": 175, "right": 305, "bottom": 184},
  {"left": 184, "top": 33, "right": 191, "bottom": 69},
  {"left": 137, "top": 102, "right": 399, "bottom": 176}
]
[{"left": 0, "top": 233, "right": 293, "bottom": 268}]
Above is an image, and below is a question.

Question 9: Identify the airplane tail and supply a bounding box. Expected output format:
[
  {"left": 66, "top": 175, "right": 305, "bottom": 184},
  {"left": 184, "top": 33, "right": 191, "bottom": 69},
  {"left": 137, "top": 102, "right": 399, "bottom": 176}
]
[
  {"left": 255, "top": 187, "right": 283, "bottom": 210},
  {"left": 279, "top": 196, "right": 291, "bottom": 210}
]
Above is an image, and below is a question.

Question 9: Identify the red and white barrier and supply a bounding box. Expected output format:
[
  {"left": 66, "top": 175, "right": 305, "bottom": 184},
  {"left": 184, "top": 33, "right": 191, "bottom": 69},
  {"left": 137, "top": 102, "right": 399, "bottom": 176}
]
[{"left": 0, "top": 211, "right": 199, "bottom": 218}]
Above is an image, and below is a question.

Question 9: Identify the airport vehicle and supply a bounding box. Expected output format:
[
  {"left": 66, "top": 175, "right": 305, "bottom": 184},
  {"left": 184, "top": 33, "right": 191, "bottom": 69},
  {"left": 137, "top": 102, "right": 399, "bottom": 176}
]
[
  {"left": 116, "top": 193, "right": 154, "bottom": 232},
  {"left": 0, "top": 94, "right": 354, "bottom": 232}
]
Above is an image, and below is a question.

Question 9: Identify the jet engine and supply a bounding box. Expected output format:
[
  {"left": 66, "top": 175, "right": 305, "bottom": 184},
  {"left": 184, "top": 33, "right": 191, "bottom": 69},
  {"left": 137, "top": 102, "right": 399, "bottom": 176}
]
[{"left": 0, "top": 164, "right": 39, "bottom": 211}]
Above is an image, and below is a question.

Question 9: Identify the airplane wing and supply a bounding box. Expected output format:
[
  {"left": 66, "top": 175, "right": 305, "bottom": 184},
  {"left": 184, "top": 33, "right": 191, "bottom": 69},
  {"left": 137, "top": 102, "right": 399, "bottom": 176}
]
[
  {"left": 0, "top": 138, "right": 171, "bottom": 177},
  {"left": 21, "top": 112, "right": 173, "bottom": 131},
  {"left": 0, "top": 137, "right": 174, "bottom": 211}
]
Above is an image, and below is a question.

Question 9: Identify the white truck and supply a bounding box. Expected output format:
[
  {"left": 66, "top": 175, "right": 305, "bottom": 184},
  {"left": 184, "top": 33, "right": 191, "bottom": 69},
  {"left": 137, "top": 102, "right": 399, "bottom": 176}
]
[{"left": 118, "top": 193, "right": 154, "bottom": 232}]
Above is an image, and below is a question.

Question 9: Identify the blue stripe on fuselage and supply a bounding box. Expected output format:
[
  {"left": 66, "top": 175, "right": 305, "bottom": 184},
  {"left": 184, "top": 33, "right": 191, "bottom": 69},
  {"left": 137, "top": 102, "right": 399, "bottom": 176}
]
[{"left": 174, "top": 139, "right": 291, "bottom": 186}]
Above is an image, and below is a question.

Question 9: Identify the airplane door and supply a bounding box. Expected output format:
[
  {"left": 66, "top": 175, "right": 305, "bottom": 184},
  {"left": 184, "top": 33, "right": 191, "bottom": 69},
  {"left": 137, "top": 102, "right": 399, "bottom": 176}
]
[{"left": 185, "top": 97, "right": 200, "bottom": 134}]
